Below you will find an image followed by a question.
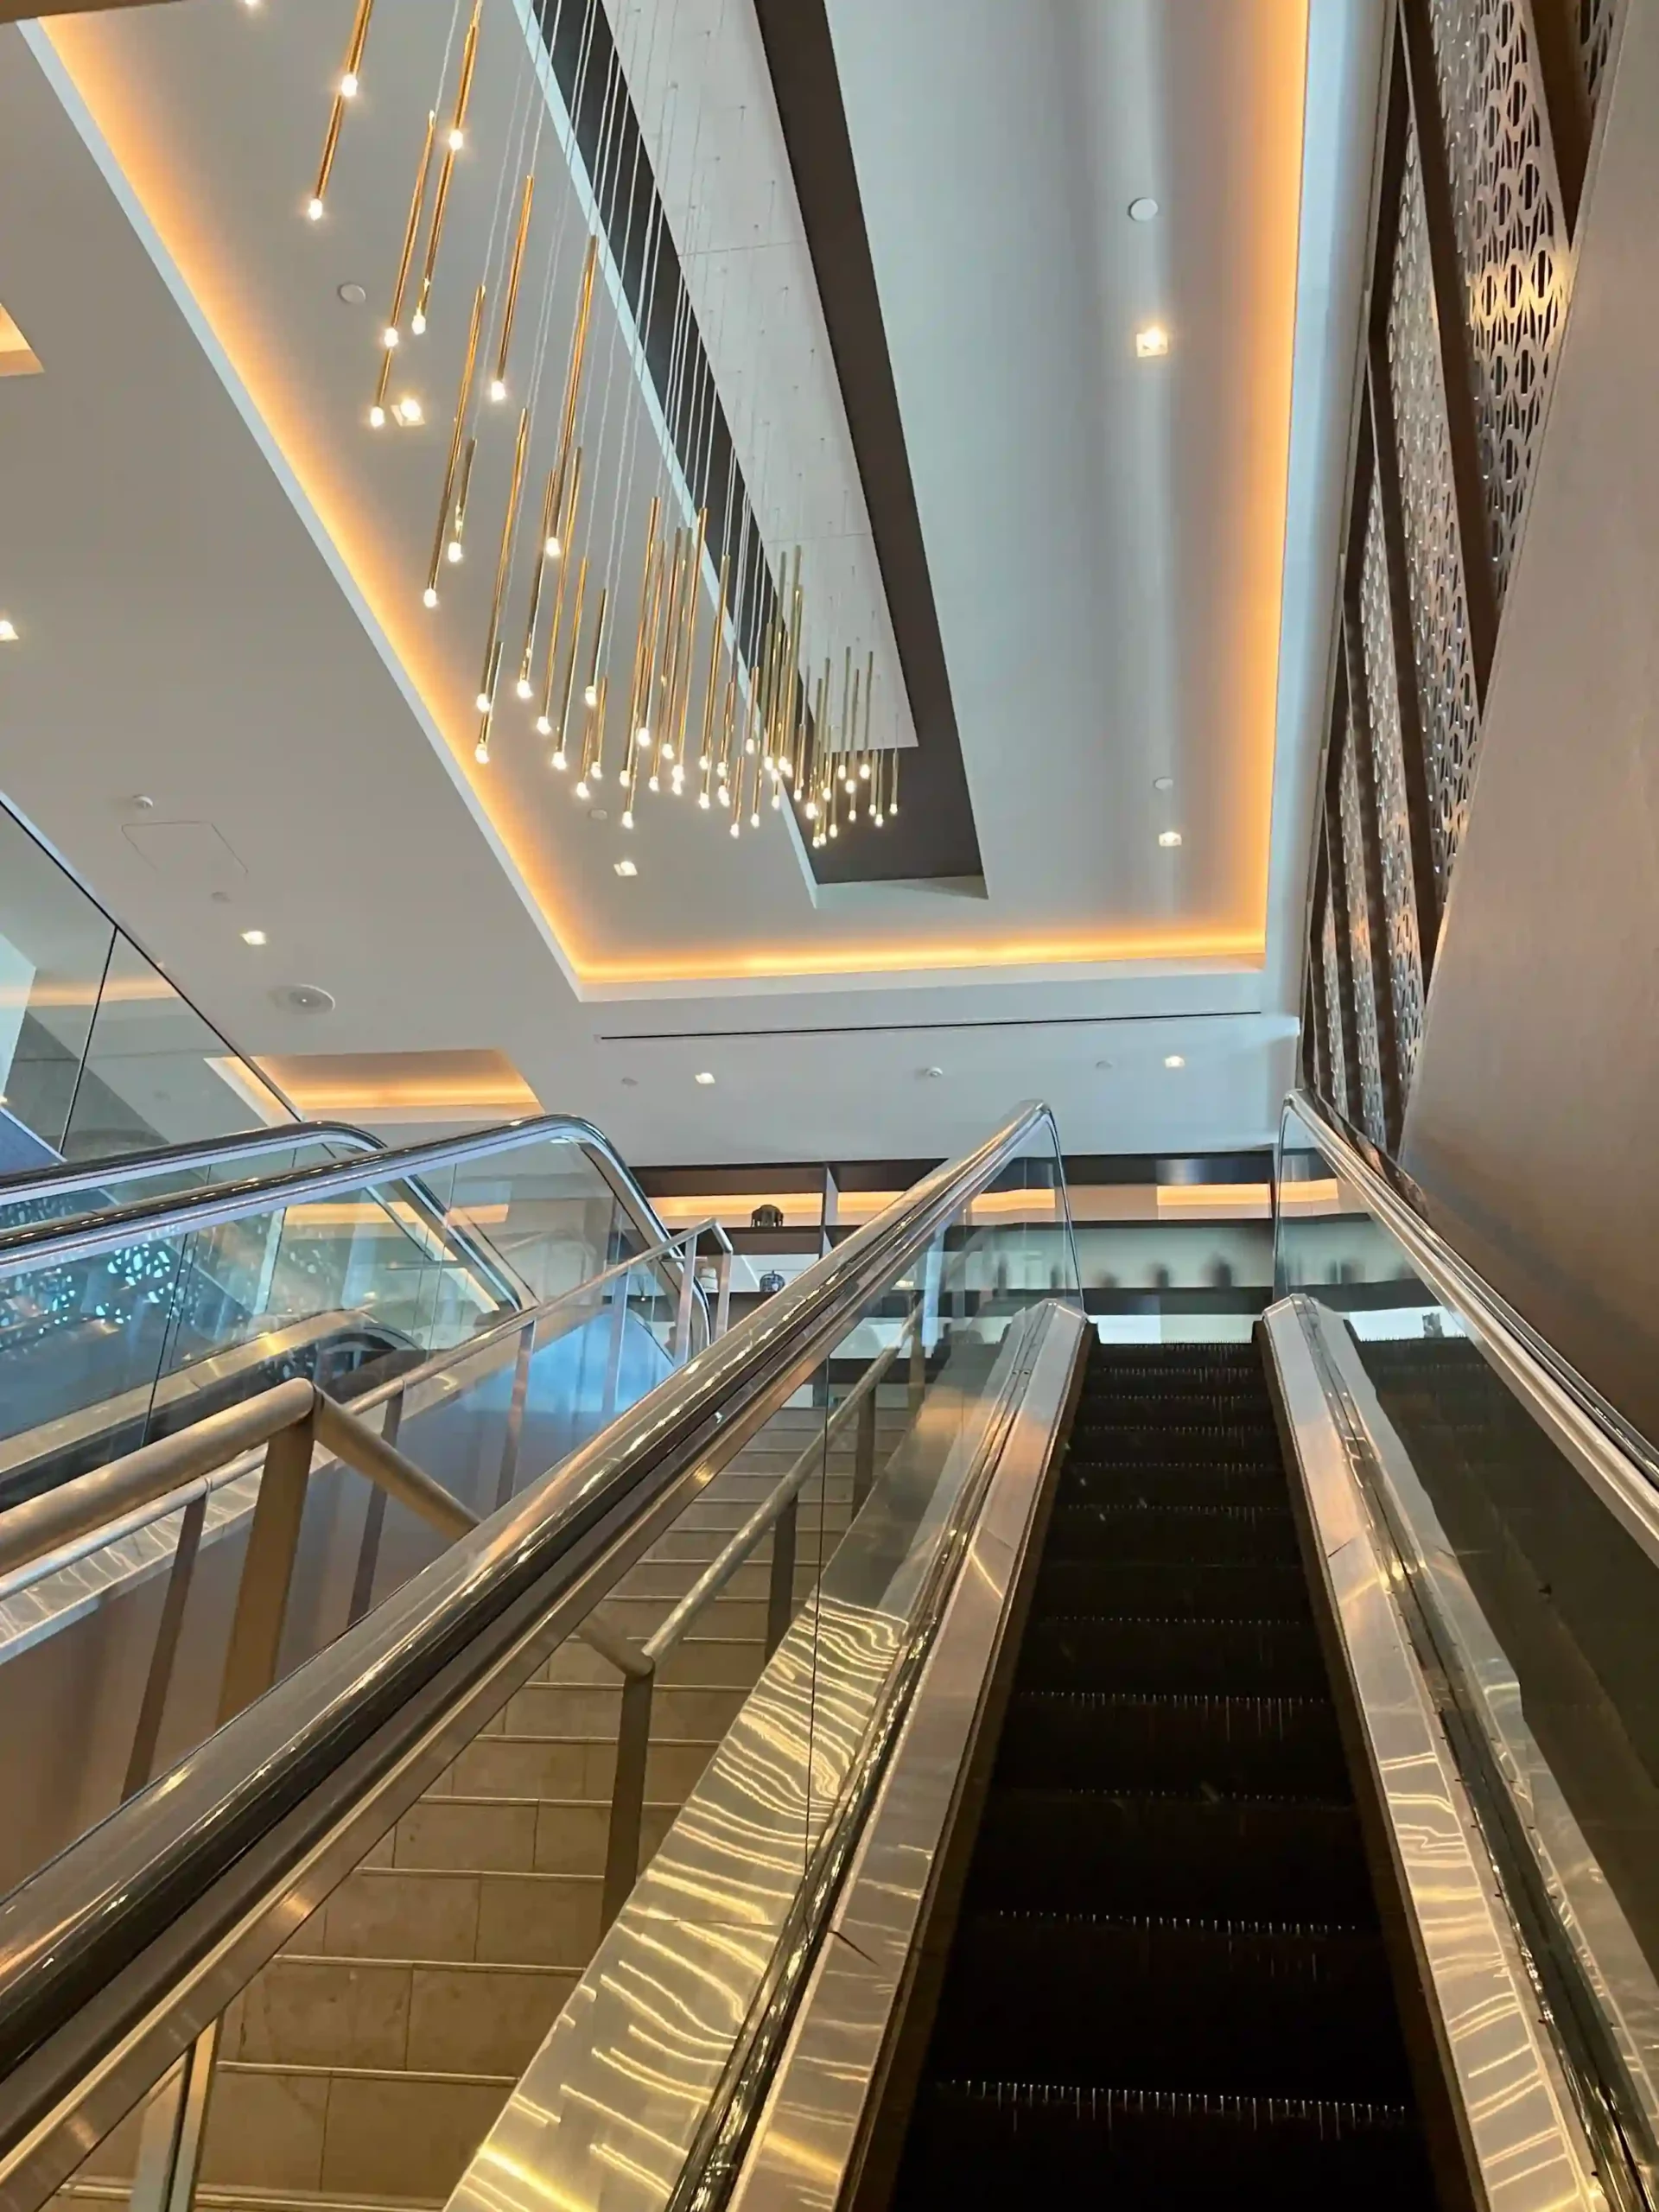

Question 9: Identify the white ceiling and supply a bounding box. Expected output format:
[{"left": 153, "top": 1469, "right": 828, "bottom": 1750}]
[{"left": 0, "top": 0, "right": 1383, "bottom": 1165}]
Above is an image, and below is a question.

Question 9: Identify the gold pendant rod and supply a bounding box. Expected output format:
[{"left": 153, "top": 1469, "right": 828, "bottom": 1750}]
[
  {"left": 308, "top": 0, "right": 375, "bottom": 219},
  {"left": 373, "top": 107, "right": 436, "bottom": 423},
  {"left": 414, "top": 0, "right": 481, "bottom": 333},
  {"left": 671, "top": 508, "right": 708, "bottom": 774},
  {"left": 579, "top": 672, "right": 608, "bottom": 795},
  {"left": 621, "top": 499, "right": 662, "bottom": 792},
  {"left": 579, "top": 590, "right": 609, "bottom": 785},
  {"left": 475, "top": 405, "right": 531, "bottom": 746},
  {"left": 530, "top": 443, "right": 584, "bottom": 719},
  {"left": 698, "top": 551, "right": 729, "bottom": 779},
  {"left": 547, "top": 237, "right": 599, "bottom": 548},
  {"left": 490, "top": 173, "right": 535, "bottom": 402},
  {"left": 551, "top": 556, "right": 589, "bottom": 766},
  {"left": 424, "top": 282, "right": 486, "bottom": 602},
  {"left": 655, "top": 530, "right": 688, "bottom": 766}
]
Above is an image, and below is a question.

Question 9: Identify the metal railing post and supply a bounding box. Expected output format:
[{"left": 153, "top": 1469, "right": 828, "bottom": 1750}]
[
  {"left": 766, "top": 1495, "right": 798, "bottom": 1658},
  {"left": 217, "top": 1413, "right": 315, "bottom": 1726},
  {"left": 126, "top": 2005, "right": 219, "bottom": 2212},
  {"left": 494, "top": 1318, "right": 537, "bottom": 1511},
  {"left": 601, "top": 1666, "right": 655, "bottom": 1933},
  {"left": 714, "top": 1249, "right": 733, "bottom": 1340},
  {"left": 853, "top": 1385, "right": 878, "bottom": 1513},
  {"left": 123, "top": 1491, "right": 207, "bottom": 1801},
  {"left": 346, "top": 1386, "right": 402, "bottom": 1630},
  {"left": 671, "top": 1232, "right": 697, "bottom": 1363},
  {"left": 602, "top": 1268, "right": 631, "bottom": 1421}
]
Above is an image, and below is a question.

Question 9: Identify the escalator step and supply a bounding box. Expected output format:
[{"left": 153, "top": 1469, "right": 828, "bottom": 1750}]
[
  {"left": 1032, "top": 1558, "right": 1311, "bottom": 1623},
  {"left": 995, "top": 1691, "right": 1350, "bottom": 1795},
  {"left": 899, "top": 2080, "right": 1433, "bottom": 2209},
  {"left": 1076, "top": 1393, "right": 1277, "bottom": 1426},
  {"left": 968, "top": 1789, "right": 1376, "bottom": 1920},
  {"left": 1057, "top": 1460, "right": 1291, "bottom": 1508},
  {"left": 1049, "top": 1500, "right": 1300, "bottom": 1566},
  {"left": 929, "top": 1912, "right": 1410, "bottom": 2100},
  {"left": 1015, "top": 1615, "right": 1326, "bottom": 1695},
  {"left": 1068, "top": 1421, "right": 1282, "bottom": 1461}
]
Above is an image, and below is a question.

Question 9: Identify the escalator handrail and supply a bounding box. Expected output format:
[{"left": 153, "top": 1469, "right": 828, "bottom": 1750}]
[
  {"left": 0, "top": 1099, "right": 1061, "bottom": 2139},
  {"left": 0, "top": 1118, "right": 385, "bottom": 1212},
  {"left": 1282, "top": 1086, "right": 1659, "bottom": 1512},
  {"left": 0, "top": 1112, "right": 678, "bottom": 1283}
]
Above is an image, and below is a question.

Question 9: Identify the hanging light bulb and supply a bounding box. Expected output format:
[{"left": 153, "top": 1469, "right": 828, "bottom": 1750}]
[
  {"left": 422, "top": 587, "right": 438, "bottom": 609},
  {"left": 369, "top": 405, "right": 386, "bottom": 429}
]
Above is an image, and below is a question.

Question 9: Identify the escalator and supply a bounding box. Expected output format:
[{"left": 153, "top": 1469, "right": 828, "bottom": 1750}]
[
  {"left": 0, "top": 1112, "right": 696, "bottom": 1506},
  {"left": 888, "top": 1338, "right": 1435, "bottom": 2208},
  {"left": 0, "top": 1095, "right": 1654, "bottom": 2212}
]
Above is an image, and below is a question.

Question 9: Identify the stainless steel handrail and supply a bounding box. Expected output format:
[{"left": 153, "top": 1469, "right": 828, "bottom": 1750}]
[
  {"left": 0, "top": 1222, "right": 712, "bottom": 1612},
  {"left": 0, "top": 1120, "right": 384, "bottom": 1214},
  {"left": 0, "top": 1111, "right": 677, "bottom": 1281},
  {"left": 0, "top": 1100, "right": 1059, "bottom": 2171},
  {"left": 1280, "top": 1089, "right": 1659, "bottom": 1556}
]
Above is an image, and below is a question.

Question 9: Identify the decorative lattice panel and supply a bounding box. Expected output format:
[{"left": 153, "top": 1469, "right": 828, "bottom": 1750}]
[
  {"left": 1580, "top": 0, "right": 1620, "bottom": 113},
  {"left": 1320, "top": 889, "right": 1350, "bottom": 1122},
  {"left": 1338, "top": 727, "right": 1389, "bottom": 1147},
  {"left": 1425, "top": 0, "right": 1570, "bottom": 604},
  {"left": 1358, "top": 484, "right": 1427, "bottom": 1103},
  {"left": 1387, "top": 124, "right": 1483, "bottom": 891}
]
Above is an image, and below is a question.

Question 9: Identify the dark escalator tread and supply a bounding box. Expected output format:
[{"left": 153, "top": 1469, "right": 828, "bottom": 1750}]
[
  {"left": 1058, "top": 1459, "right": 1290, "bottom": 1507},
  {"left": 889, "top": 1343, "right": 1433, "bottom": 2204},
  {"left": 897, "top": 2081, "right": 1436, "bottom": 2210},
  {"left": 929, "top": 1912, "right": 1410, "bottom": 2099},
  {"left": 1068, "top": 1420, "right": 1282, "bottom": 1462},
  {"left": 969, "top": 1789, "right": 1377, "bottom": 1920},
  {"left": 995, "top": 1689, "right": 1351, "bottom": 1795},
  {"left": 1033, "top": 1556, "right": 1311, "bottom": 1622},
  {"left": 1048, "top": 1498, "right": 1300, "bottom": 1566},
  {"left": 1016, "top": 1613, "right": 1326, "bottom": 1694}
]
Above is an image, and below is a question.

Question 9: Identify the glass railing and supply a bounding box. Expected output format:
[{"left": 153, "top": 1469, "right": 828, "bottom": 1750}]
[
  {"left": 1276, "top": 1089, "right": 1659, "bottom": 2201},
  {"left": 0, "top": 796, "right": 295, "bottom": 1175},
  {"left": 0, "top": 1103, "right": 1079, "bottom": 2212},
  {"left": 0, "top": 1118, "right": 695, "bottom": 1508}
]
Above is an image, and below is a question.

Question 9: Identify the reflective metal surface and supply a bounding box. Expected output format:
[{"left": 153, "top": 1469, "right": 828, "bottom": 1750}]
[
  {"left": 1263, "top": 1298, "right": 1608, "bottom": 2212},
  {"left": 443, "top": 1300, "right": 1083, "bottom": 2212},
  {"left": 0, "top": 1109, "right": 676, "bottom": 1284},
  {"left": 0, "top": 1118, "right": 380, "bottom": 1217},
  {"left": 1281, "top": 1090, "right": 1659, "bottom": 1563},
  {"left": 1315, "top": 1309, "right": 1659, "bottom": 2188},
  {"left": 0, "top": 1101, "right": 1061, "bottom": 2204},
  {"left": 722, "top": 1307, "right": 1085, "bottom": 2212}
]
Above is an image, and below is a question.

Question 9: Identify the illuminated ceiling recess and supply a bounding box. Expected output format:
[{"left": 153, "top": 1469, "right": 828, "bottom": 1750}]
[{"left": 282, "top": 0, "right": 903, "bottom": 856}]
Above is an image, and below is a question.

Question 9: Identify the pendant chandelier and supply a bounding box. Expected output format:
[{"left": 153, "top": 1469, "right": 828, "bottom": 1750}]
[{"left": 276, "top": 0, "right": 904, "bottom": 854}]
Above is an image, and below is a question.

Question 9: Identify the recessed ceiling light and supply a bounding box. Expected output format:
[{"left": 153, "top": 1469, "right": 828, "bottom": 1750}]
[
  {"left": 588, "top": 806, "right": 608, "bottom": 823},
  {"left": 922, "top": 1065, "right": 944, "bottom": 1079},
  {"left": 1158, "top": 829, "right": 1183, "bottom": 848},
  {"left": 695, "top": 1071, "right": 716, "bottom": 1086},
  {"left": 1164, "top": 1053, "right": 1185, "bottom": 1069},
  {"left": 613, "top": 858, "right": 637, "bottom": 878},
  {"left": 1128, "top": 197, "right": 1160, "bottom": 222},
  {"left": 1135, "top": 325, "right": 1170, "bottom": 359},
  {"left": 1095, "top": 1058, "right": 1113, "bottom": 1071},
  {"left": 337, "top": 282, "right": 367, "bottom": 306},
  {"left": 0, "top": 618, "right": 16, "bottom": 643},
  {"left": 240, "top": 929, "right": 268, "bottom": 946},
  {"left": 1153, "top": 775, "right": 1173, "bottom": 793}
]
